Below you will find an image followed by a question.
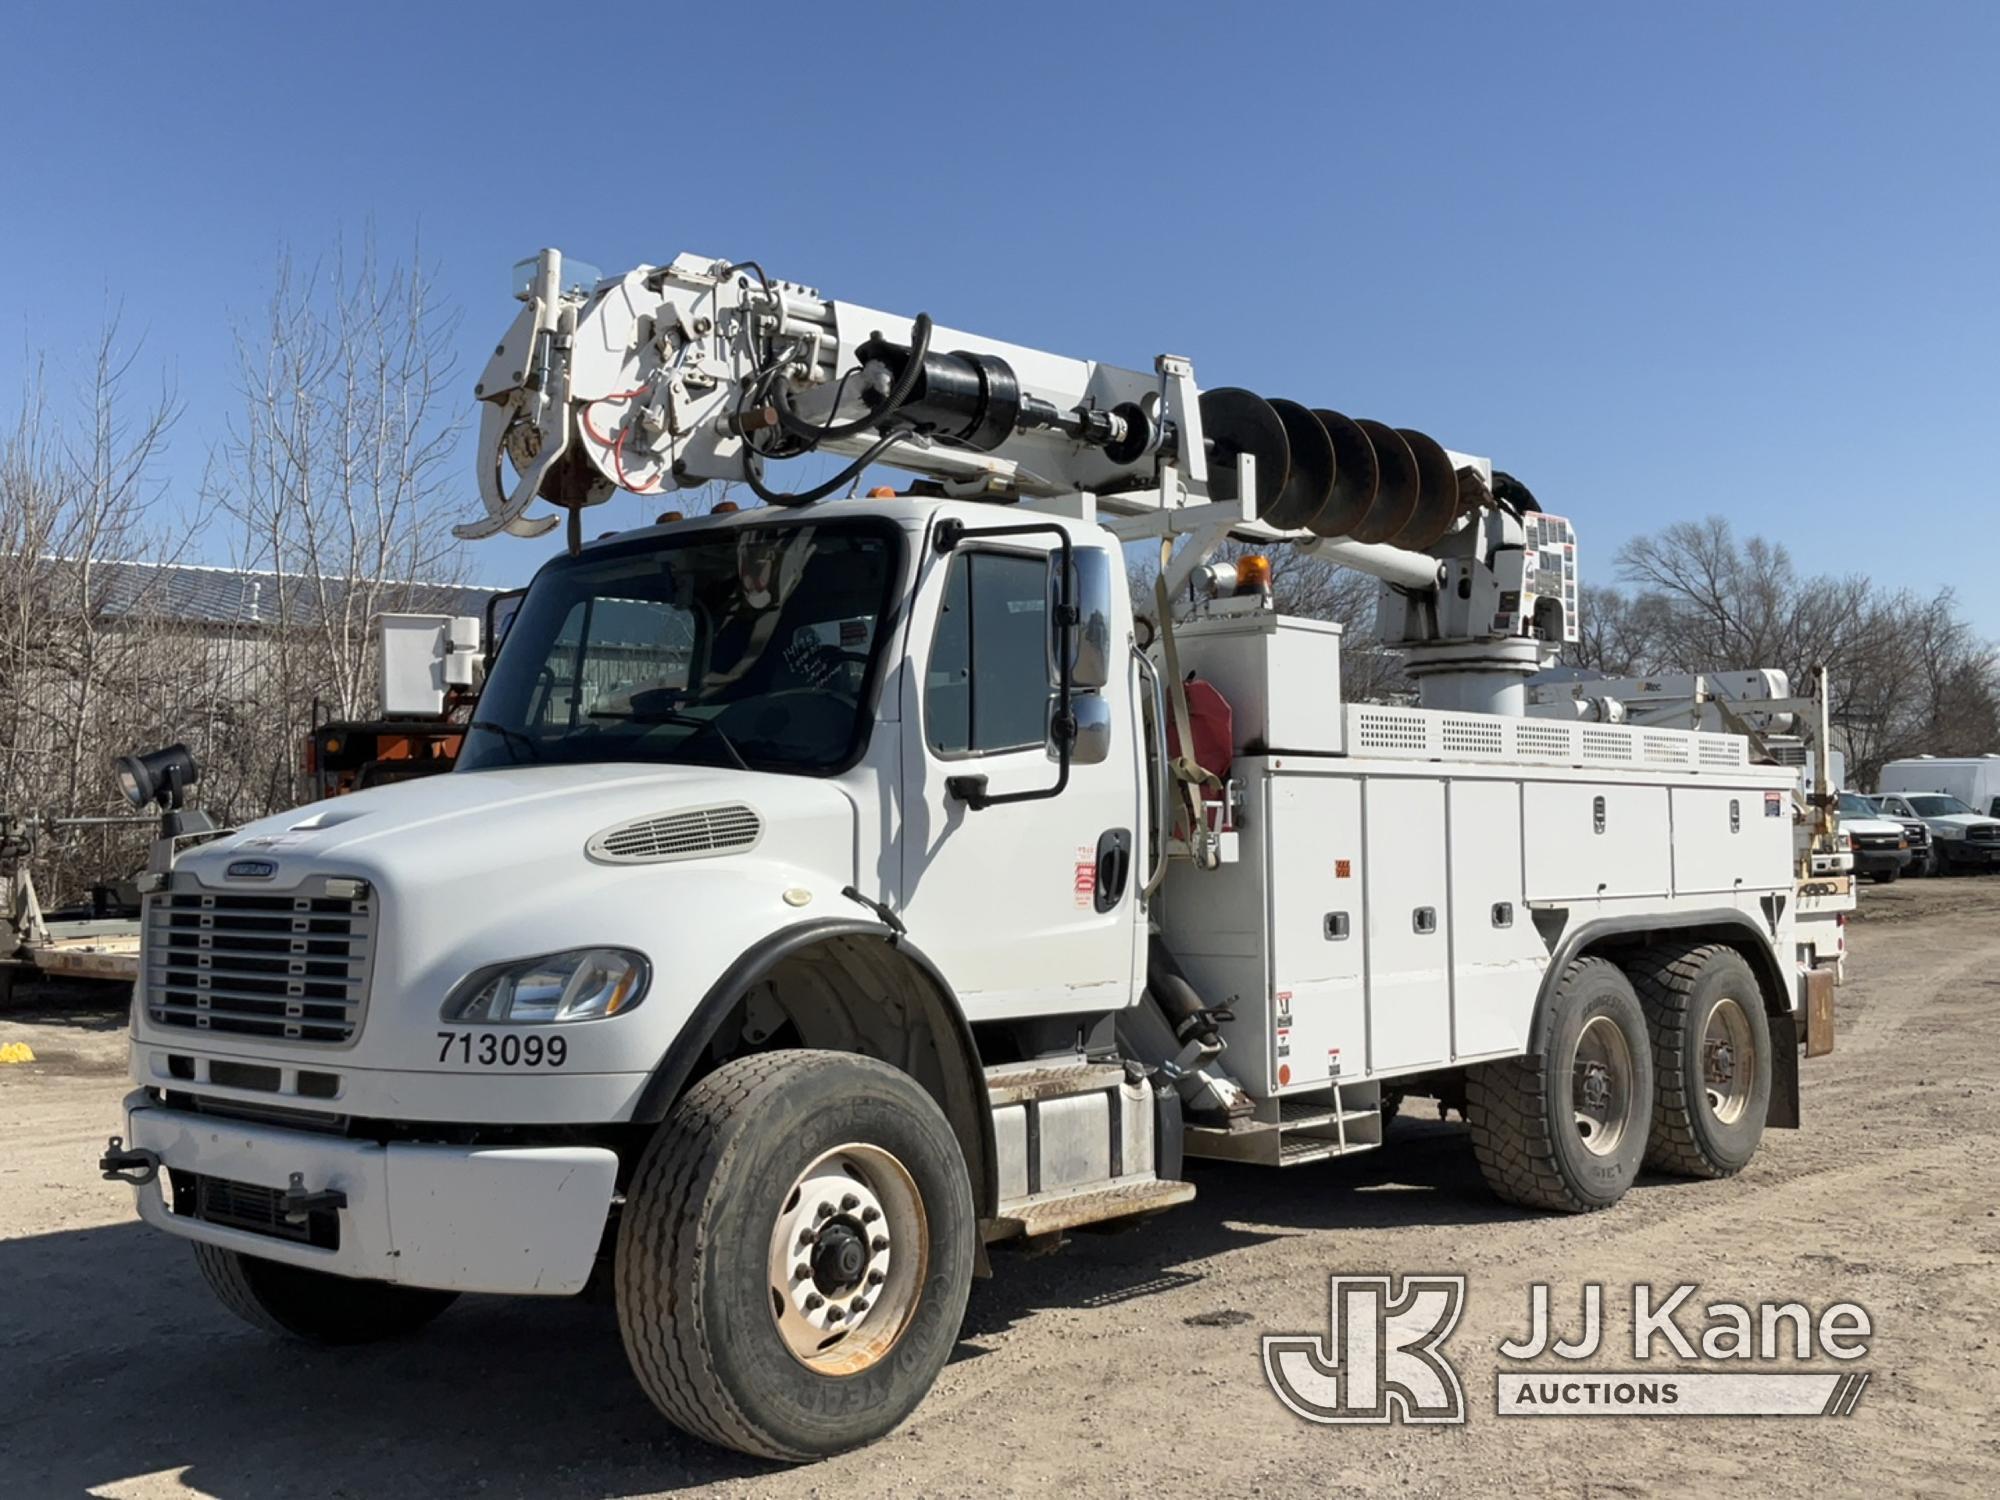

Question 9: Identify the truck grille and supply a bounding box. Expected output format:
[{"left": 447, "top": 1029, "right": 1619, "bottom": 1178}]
[
  {"left": 1969, "top": 825, "right": 1999, "bottom": 842},
  {"left": 144, "top": 882, "right": 374, "bottom": 1045}
]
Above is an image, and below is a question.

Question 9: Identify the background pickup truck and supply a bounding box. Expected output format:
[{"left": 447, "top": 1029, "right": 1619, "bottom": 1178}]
[
  {"left": 1837, "top": 792, "right": 1914, "bottom": 883},
  {"left": 1871, "top": 792, "right": 2000, "bottom": 874}
]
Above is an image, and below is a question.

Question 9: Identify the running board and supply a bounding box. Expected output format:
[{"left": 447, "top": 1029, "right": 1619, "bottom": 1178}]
[
  {"left": 983, "top": 1059, "right": 1194, "bottom": 1242},
  {"left": 1184, "top": 1080, "right": 1388, "bottom": 1166}
]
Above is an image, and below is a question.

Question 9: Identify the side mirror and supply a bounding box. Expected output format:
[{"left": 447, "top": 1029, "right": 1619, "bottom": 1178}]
[
  {"left": 1049, "top": 548, "right": 1114, "bottom": 692},
  {"left": 1049, "top": 693, "right": 1113, "bottom": 767}
]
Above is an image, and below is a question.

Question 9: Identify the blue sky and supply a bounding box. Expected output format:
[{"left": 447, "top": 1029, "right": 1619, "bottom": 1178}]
[{"left": 2, "top": 1, "right": 1996, "bottom": 627}]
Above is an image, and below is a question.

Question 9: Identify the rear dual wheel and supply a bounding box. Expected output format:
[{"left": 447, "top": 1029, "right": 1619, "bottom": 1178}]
[
  {"left": 1467, "top": 957, "right": 1653, "bottom": 1212},
  {"left": 1629, "top": 944, "right": 1771, "bottom": 1178}
]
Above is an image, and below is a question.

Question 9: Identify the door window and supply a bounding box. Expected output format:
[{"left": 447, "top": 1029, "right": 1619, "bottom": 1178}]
[{"left": 925, "top": 551, "right": 1048, "bottom": 756}]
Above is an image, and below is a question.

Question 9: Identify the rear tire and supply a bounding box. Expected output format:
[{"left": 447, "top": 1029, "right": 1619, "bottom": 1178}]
[
  {"left": 1629, "top": 944, "right": 1771, "bottom": 1178},
  {"left": 1466, "top": 957, "right": 1652, "bottom": 1212},
  {"left": 616, "top": 1050, "right": 976, "bottom": 1462},
  {"left": 193, "top": 1244, "right": 457, "bottom": 1344}
]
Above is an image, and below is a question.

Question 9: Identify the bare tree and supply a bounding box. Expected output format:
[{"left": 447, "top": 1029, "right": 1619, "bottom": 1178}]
[
  {"left": 1596, "top": 515, "right": 2000, "bottom": 787},
  {"left": 0, "top": 323, "right": 191, "bottom": 902},
  {"left": 207, "top": 235, "right": 468, "bottom": 812}
]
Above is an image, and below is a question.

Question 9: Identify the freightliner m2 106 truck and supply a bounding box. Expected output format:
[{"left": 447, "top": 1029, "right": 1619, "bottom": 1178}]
[{"left": 102, "top": 251, "right": 1843, "bottom": 1459}]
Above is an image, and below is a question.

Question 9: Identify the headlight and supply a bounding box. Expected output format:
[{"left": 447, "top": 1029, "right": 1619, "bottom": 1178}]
[
  {"left": 442, "top": 947, "right": 650, "bottom": 1024},
  {"left": 1933, "top": 824, "right": 1966, "bottom": 839}
]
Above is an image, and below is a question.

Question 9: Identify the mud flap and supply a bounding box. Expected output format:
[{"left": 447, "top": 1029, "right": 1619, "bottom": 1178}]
[
  {"left": 1766, "top": 1011, "right": 1801, "bottom": 1129},
  {"left": 1803, "top": 966, "right": 1836, "bottom": 1058}
]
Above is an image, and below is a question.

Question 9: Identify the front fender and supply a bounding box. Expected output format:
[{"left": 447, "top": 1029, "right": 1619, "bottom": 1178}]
[{"left": 628, "top": 918, "right": 997, "bottom": 1219}]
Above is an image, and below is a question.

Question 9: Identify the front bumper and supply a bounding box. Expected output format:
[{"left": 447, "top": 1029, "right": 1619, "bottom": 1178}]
[
  {"left": 1938, "top": 840, "right": 2000, "bottom": 868},
  {"left": 1851, "top": 848, "right": 1910, "bottom": 876},
  {"left": 118, "top": 1092, "right": 617, "bottom": 1294}
]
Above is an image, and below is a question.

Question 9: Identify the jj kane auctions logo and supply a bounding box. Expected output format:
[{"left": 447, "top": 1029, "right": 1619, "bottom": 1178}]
[{"left": 1264, "top": 1276, "right": 1872, "bottom": 1423}]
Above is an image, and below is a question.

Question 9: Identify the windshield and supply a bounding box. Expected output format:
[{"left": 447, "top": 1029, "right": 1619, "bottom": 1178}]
[
  {"left": 458, "top": 518, "right": 901, "bottom": 776},
  {"left": 1837, "top": 793, "right": 1879, "bottom": 818},
  {"left": 1906, "top": 795, "right": 1974, "bottom": 816}
]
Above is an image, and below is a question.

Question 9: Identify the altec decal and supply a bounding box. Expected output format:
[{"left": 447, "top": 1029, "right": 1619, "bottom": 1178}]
[{"left": 225, "top": 859, "right": 278, "bottom": 879}]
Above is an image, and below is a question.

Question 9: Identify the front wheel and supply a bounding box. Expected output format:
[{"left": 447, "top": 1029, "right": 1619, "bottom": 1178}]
[
  {"left": 193, "top": 1244, "right": 457, "bottom": 1344},
  {"left": 616, "top": 1050, "right": 976, "bottom": 1461},
  {"left": 1869, "top": 868, "right": 1898, "bottom": 885},
  {"left": 1466, "top": 957, "right": 1653, "bottom": 1212}
]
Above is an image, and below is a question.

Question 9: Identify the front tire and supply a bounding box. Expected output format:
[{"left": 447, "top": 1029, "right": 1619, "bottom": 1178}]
[
  {"left": 1466, "top": 957, "right": 1653, "bottom": 1212},
  {"left": 1869, "top": 868, "right": 1898, "bottom": 885},
  {"left": 616, "top": 1050, "right": 976, "bottom": 1462},
  {"left": 193, "top": 1244, "right": 457, "bottom": 1344},
  {"left": 1630, "top": 944, "right": 1771, "bottom": 1178}
]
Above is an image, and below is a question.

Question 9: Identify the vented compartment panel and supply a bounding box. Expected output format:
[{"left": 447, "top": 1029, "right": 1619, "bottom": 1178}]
[
  {"left": 587, "top": 803, "right": 763, "bottom": 863},
  {"left": 1345, "top": 706, "right": 1750, "bottom": 771},
  {"left": 143, "top": 880, "right": 374, "bottom": 1046}
]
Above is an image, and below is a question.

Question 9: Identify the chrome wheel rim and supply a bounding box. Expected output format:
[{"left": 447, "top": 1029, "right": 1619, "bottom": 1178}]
[
  {"left": 1702, "top": 996, "right": 1755, "bottom": 1125},
  {"left": 1572, "top": 1014, "right": 1636, "bottom": 1157},
  {"left": 766, "top": 1143, "right": 928, "bottom": 1376}
]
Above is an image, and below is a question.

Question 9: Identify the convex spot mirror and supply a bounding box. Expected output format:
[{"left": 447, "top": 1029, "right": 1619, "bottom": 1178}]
[
  {"left": 1048, "top": 693, "right": 1113, "bottom": 766},
  {"left": 1048, "top": 547, "right": 1114, "bottom": 692}
]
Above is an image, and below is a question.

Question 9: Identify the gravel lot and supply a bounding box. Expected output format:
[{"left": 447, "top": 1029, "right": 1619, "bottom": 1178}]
[{"left": 4, "top": 878, "right": 1997, "bottom": 1498}]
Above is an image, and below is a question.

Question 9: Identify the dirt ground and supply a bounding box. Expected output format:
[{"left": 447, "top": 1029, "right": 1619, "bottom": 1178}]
[{"left": 3, "top": 878, "right": 1998, "bottom": 1499}]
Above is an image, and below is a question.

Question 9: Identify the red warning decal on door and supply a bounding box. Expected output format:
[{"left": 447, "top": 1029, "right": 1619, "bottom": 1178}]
[{"left": 1074, "top": 846, "right": 1097, "bottom": 908}]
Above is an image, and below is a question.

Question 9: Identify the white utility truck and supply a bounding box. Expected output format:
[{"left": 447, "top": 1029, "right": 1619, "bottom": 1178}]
[
  {"left": 1879, "top": 755, "right": 2000, "bottom": 821},
  {"left": 103, "top": 250, "right": 1841, "bottom": 1460}
]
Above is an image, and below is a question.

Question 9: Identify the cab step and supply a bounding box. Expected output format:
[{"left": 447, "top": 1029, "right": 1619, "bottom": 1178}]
[
  {"left": 987, "top": 1177, "right": 1197, "bottom": 1241},
  {"left": 1184, "top": 1080, "right": 1388, "bottom": 1166},
  {"left": 981, "top": 1058, "right": 1193, "bottom": 1244}
]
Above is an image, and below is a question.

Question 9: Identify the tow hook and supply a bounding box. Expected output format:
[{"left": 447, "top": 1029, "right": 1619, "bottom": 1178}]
[
  {"left": 281, "top": 1171, "right": 348, "bottom": 1225},
  {"left": 99, "top": 1136, "right": 161, "bottom": 1186}
]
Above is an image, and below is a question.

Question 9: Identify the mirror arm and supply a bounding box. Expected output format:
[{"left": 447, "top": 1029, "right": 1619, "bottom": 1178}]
[{"left": 934, "top": 518, "right": 1075, "bottom": 811}]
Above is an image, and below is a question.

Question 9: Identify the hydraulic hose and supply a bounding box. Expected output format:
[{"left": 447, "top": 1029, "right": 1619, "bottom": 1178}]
[
  {"left": 771, "top": 313, "right": 934, "bottom": 447},
  {"left": 741, "top": 428, "right": 909, "bottom": 509}
]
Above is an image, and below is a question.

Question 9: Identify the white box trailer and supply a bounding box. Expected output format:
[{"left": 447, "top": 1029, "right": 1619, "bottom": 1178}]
[{"left": 1878, "top": 755, "right": 2000, "bottom": 818}]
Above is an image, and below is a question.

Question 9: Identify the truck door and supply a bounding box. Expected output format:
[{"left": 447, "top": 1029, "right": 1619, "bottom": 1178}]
[{"left": 896, "top": 524, "right": 1142, "bottom": 1018}]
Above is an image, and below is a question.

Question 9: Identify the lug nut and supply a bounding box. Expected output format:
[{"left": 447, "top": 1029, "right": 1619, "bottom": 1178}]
[
  {"left": 861, "top": 1206, "right": 880, "bottom": 1223},
  {"left": 815, "top": 1202, "right": 833, "bottom": 1220},
  {"left": 871, "top": 1235, "right": 889, "bottom": 1252},
  {"left": 804, "top": 1292, "right": 823, "bottom": 1311},
  {"left": 867, "top": 1269, "right": 885, "bottom": 1286},
  {"left": 793, "top": 1264, "right": 811, "bottom": 1282},
  {"left": 850, "top": 1298, "right": 869, "bottom": 1315},
  {"left": 826, "top": 1304, "right": 845, "bottom": 1322},
  {"left": 840, "top": 1193, "right": 860, "bottom": 1212},
  {"left": 798, "top": 1229, "right": 815, "bottom": 1249}
]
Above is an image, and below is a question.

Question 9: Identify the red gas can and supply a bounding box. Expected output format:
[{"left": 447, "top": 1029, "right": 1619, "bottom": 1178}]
[{"left": 1166, "top": 676, "right": 1234, "bottom": 795}]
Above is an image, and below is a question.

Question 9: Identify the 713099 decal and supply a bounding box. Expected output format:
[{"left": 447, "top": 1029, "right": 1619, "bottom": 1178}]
[{"left": 436, "top": 1031, "right": 568, "bottom": 1067}]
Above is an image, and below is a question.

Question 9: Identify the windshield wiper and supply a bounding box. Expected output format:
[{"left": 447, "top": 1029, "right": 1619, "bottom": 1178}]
[
  {"left": 588, "top": 707, "right": 750, "bottom": 773},
  {"left": 468, "top": 719, "right": 542, "bottom": 763}
]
